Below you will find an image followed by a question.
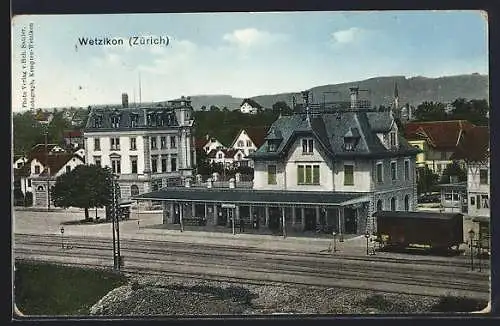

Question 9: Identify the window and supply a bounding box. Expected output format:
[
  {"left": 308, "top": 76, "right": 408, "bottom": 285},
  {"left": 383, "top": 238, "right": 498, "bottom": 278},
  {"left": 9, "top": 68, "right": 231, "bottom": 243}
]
[
  {"left": 170, "top": 136, "right": 177, "bottom": 149},
  {"left": 151, "top": 155, "right": 158, "bottom": 173},
  {"left": 171, "top": 157, "right": 177, "bottom": 171},
  {"left": 130, "top": 156, "right": 138, "bottom": 174},
  {"left": 94, "top": 156, "right": 101, "bottom": 167},
  {"left": 404, "top": 195, "right": 409, "bottom": 211},
  {"left": 470, "top": 196, "right": 475, "bottom": 206},
  {"left": 440, "top": 152, "right": 447, "bottom": 160},
  {"left": 404, "top": 160, "right": 410, "bottom": 181},
  {"left": 110, "top": 138, "right": 120, "bottom": 150},
  {"left": 151, "top": 137, "right": 157, "bottom": 150},
  {"left": 246, "top": 140, "right": 252, "bottom": 147},
  {"left": 344, "top": 165, "right": 354, "bottom": 186},
  {"left": 34, "top": 165, "right": 40, "bottom": 174},
  {"left": 66, "top": 166, "right": 71, "bottom": 173},
  {"left": 481, "top": 195, "right": 489, "bottom": 208},
  {"left": 436, "top": 164, "right": 442, "bottom": 173},
  {"left": 111, "top": 159, "right": 121, "bottom": 174},
  {"left": 111, "top": 115, "right": 120, "bottom": 128},
  {"left": 161, "top": 157, "right": 167, "bottom": 172},
  {"left": 390, "top": 197, "right": 396, "bottom": 211},
  {"left": 237, "top": 140, "right": 244, "bottom": 147},
  {"left": 17, "top": 162, "right": 22, "bottom": 168},
  {"left": 160, "top": 136, "right": 166, "bottom": 149},
  {"left": 267, "top": 165, "right": 277, "bottom": 185},
  {"left": 130, "top": 185, "right": 139, "bottom": 196},
  {"left": 376, "top": 163, "right": 383, "bottom": 183},
  {"left": 391, "top": 161, "right": 397, "bottom": 181},
  {"left": 390, "top": 132, "right": 397, "bottom": 147},
  {"left": 297, "top": 164, "right": 320, "bottom": 185},
  {"left": 28, "top": 179, "right": 31, "bottom": 187},
  {"left": 480, "top": 169, "right": 488, "bottom": 185},
  {"left": 37, "top": 185, "right": 44, "bottom": 191},
  {"left": 130, "top": 114, "right": 138, "bottom": 128},
  {"left": 94, "top": 138, "right": 100, "bottom": 151},
  {"left": 302, "top": 139, "right": 314, "bottom": 154},
  {"left": 130, "top": 137, "right": 137, "bottom": 150},
  {"left": 476, "top": 195, "right": 481, "bottom": 209},
  {"left": 377, "top": 200, "right": 383, "bottom": 211},
  {"left": 217, "top": 153, "right": 223, "bottom": 159}
]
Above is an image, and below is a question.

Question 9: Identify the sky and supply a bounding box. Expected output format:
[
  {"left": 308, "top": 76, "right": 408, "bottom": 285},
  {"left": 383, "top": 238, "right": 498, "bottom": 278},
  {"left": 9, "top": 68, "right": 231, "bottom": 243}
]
[{"left": 11, "top": 11, "right": 488, "bottom": 111}]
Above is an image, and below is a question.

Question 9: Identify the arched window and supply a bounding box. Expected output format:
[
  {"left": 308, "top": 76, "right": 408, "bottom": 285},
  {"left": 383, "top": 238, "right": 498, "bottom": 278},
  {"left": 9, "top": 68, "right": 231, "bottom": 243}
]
[
  {"left": 404, "top": 195, "right": 410, "bottom": 211},
  {"left": 131, "top": 185, "right": 140, "bottom": 196},
  {"left": 377, "top": 199, "right": 383, "bottom": 211},
  {"left": 37, "top": 185, "right": 44, "bottom": 191},
  {"left": 390, "top": 197, "right": 396, "bottom": 211}
]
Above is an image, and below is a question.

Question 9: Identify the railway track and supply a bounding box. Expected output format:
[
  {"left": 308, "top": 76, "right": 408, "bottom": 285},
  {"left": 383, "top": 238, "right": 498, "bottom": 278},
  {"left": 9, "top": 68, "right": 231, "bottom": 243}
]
[{"left": 14, "top": 234, "right": 490, "bottom": 299}]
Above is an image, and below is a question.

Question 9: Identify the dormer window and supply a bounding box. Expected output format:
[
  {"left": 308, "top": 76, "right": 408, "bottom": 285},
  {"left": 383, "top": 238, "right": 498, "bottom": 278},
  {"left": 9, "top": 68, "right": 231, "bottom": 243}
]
[
  {"left": 390, "top": 131, "right": 397, "bottom": 148},
  {"left": 130, "top": 113, "right": 138, "bottom": 128},
  {"left": 93, "top": 115, "right": 103, "bottom": 128},
  {"left": 111, "top": 115, "right": 121, "bottom": 128},
  {"left": 265, "top": 128, "right": 283, "bottom": 153},
  {"left": 343, "top": 128, "right": 360, "bottom": 151}
]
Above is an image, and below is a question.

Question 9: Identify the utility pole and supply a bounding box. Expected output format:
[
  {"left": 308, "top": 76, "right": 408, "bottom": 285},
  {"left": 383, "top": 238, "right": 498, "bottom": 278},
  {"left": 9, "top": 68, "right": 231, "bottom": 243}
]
[
  {"left": 111, "top": 175, "right": 117, "bottom": 269},
  {"left": 45, "top": 130, "right": 51, "bottom": 210}
]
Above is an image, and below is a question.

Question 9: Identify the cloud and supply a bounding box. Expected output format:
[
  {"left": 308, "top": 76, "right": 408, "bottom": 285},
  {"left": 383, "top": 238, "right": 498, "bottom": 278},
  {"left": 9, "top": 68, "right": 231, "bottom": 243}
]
[
  {"left": 138, "top": 39, "right": 198, "bottom": 74},
  {"left": 222, "top": 28, "right": 287, "bottom": 48},
  {"left": 331, "top": 27, "right": 363, "bottom": 44}
]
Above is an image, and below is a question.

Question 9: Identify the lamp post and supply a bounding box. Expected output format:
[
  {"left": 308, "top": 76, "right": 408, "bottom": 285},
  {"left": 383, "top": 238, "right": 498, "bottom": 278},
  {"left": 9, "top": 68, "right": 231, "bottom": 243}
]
[
  {"left": 332, "top": 232, "right": 337, "bottom": 253},
  {"left": 365, "top": 231, "right": 370, "bottom": 255},
  {"left": 60, "top": 226, "right": 64, "bottom": 249},
  {"left": 468, "top": 229, "right": 475, "bottom": 271}
]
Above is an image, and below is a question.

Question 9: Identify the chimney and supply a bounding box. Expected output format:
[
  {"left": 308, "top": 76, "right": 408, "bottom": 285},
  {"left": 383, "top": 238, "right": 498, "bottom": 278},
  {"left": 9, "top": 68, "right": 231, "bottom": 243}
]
[
  {"left": 184, "top": 177, "right": 191, "bottom": 188},
  {"left": 207, "top": 177, "right": 213, "bottom": 188},
  {"left": 229, "top": 178, "right": 236, "bottom": 189},
  {"left": 122, "top": 93, "right": 129, "bottom": 108},
  {"left": 349, "top": 87, "right": 359, "bottom": 109}
]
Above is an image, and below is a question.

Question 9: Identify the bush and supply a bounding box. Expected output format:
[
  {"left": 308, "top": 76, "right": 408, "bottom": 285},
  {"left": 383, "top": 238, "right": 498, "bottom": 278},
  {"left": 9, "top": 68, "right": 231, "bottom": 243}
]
[{"left": 431, "top": 296, "right": 488, "bottom": 312}]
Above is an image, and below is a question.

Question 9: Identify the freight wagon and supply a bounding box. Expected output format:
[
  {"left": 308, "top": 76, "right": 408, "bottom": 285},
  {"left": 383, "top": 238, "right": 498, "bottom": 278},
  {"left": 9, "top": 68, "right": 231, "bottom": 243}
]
[{"left": 373, "top": 211, "right": 463, "bottom": 252}]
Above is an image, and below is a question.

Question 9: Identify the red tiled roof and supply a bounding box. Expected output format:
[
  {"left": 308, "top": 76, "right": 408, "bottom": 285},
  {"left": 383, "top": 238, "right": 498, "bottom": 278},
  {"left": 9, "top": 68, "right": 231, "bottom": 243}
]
[
  {"left": 450, "top": 126, "right": 489, "bottom": 162},
  {"left": 63, "top": 130, "right": 82, "bottom": 138},
  {"left": 404, "top": 120, "right": 476, "bottom": 150}
]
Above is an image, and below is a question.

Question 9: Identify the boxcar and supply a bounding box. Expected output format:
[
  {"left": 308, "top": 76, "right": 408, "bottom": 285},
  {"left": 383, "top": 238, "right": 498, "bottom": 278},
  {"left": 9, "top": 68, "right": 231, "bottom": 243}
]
[{"left": 373, "top": 211, "right": 463, "bottom": 251}]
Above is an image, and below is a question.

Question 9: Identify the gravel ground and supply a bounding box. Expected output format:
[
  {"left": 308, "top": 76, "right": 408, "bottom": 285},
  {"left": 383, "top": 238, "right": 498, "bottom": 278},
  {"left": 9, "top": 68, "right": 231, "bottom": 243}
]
[{"left": 88, "top": 274, "right": 459, "bottom": 316}]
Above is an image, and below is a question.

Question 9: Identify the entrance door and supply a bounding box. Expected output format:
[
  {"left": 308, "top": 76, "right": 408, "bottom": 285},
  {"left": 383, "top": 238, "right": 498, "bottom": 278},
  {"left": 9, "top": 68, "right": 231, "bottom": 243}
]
[
  {"left": 217, "top": 205, "right": 227, "bottom": 226},
  {"left": 173, "top": 204, "right": 180, "bottom": 224},
  {"left": 304, "top": 208, "right": 316, "bottom": 231},
  {"left": 268, "top": 207, "right": 281, "bottom": 232},
  {"left": 344, "top": 207, "right": 357, "bottom": 234}
]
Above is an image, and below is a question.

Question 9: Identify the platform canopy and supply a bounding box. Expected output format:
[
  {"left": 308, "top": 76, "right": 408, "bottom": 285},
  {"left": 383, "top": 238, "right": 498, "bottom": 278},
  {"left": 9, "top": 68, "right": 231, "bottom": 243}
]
[{"left": 133, "top": 187, "right": 369, "bottom": 207}]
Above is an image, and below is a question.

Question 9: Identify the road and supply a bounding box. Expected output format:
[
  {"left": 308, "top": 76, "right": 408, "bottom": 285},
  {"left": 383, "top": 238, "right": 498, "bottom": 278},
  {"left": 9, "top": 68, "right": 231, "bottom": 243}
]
[{"left": 13, "top": 209, "right": 491, "bottom": 300}]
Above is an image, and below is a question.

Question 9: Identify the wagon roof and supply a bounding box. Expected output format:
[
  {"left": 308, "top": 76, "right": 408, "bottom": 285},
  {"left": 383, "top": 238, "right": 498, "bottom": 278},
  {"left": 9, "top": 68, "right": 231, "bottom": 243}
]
[{"left": 373, "top": 211, "right": 463, "bottom": 220}]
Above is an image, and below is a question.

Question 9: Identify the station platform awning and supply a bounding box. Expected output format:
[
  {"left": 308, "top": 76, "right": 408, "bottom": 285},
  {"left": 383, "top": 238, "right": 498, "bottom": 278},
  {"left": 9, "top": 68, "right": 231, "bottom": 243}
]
[{"left": 133, "top": 187, "right": 370, "bottom": 207}]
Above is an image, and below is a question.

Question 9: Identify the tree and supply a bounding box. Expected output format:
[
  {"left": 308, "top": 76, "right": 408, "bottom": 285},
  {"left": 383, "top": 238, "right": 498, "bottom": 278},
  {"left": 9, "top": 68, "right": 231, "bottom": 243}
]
[
  {"left": 51, "top": 165, "right": 114, "bottom": 220},
  {"left": 417, "top": 166, "right": 439, "bottom": 195},
  {"left": 439, "top": 161, "right": 467, "bottom": 184},
  {"left": 200, "top": 105, "right": 207, "bottom": 112},
  {"left": 272, "top": 101, "right": 292, "bottom": 115},
  {"left": 414, "top": 101, "right": 447, "bottom": 121},
  {"left": 209, "top": 105, "right": 220, "bottom": 112},
  {"left": 450, "top": 98, "right": 489, "bottom": 126}
]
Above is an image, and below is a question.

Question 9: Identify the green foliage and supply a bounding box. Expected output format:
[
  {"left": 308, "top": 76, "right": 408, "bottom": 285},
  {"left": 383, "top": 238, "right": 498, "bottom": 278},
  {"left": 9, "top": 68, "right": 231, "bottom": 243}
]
[
  {"left": 272, "top": 101, "right": 292, "bottom": 115},
  {"left": 431, "top": 295, "right": 488, "bottom": 312},
  {"left": 417, "top": 166, "right": 439, "bottom": 195},
  {"left": 51, "top": 165, "right": 113, "bottom": 218},
  {"left": 193, "top": 110, "right": 278, "bottom": 147},
  {"left": 439, "top": 162, "right": 467, "bottom": 184},
  {"left": 14, "top": 260, "right": 128, "bottom": 315},
  {"left": 413, "top": 98, "right": 489, "bottom": 126}
]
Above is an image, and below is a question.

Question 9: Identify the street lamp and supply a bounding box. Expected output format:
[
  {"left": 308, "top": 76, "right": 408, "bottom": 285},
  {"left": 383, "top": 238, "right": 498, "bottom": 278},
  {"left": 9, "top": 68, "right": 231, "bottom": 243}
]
[
  {"left": 60, "top": 226, "right": 64, "bottom": 249},
  {"left": 468, "top": 229, "right": 475, "bottom": 271},
  {"left": 365, "top": 231, "right": 370, "bottom": 255}
]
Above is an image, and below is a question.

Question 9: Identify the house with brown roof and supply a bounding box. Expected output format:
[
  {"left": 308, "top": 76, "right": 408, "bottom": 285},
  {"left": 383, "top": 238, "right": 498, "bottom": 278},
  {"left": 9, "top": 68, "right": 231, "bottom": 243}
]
[
  {"left": 230, "top": 126, "right": 269, "bottom": 168},
  {"left": 239, "top": 99, "right": 263, "bottom": 114},
  {"left": 404, "top": 120, "right": 475, "bottom": 175},
  {"left": 63, "top": 129, "right": 84, "bottom": 149},
  {"left": 207, "top": 148, "right": 246, "bottom": 168}
]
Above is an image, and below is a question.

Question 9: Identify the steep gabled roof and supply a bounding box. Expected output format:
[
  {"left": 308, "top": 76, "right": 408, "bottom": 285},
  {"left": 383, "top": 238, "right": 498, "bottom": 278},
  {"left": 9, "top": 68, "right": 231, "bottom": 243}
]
[
  {"left": 207, "top": 148, "right": 242, "bottom": 159},
  {"left": 231, "top": 126, "right": 269, "bottom": 148},
  {"left": 450, "top": 126, "right": 489, "bottom": 162},
  {"left": 38, "top": 153, "right": 84, "bottom": 177},
  {"left": 404, "top": 120, "right": 476, "bottom": 150},
  {"left": 241, "top": 98, "right": 262, "bottom": 109}
]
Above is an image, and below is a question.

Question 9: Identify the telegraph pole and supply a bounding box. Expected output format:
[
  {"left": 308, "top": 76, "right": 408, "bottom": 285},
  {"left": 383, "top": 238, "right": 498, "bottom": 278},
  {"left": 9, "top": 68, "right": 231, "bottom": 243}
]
[{"left": 111, "top": 175, "right": 117, "bottom": 269}]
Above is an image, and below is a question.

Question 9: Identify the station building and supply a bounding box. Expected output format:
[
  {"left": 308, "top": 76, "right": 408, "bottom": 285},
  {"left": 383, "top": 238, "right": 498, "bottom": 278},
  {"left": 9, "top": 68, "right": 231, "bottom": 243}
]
[{"left": 134, "top": 88, "right": 420, "bottom": 235}]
